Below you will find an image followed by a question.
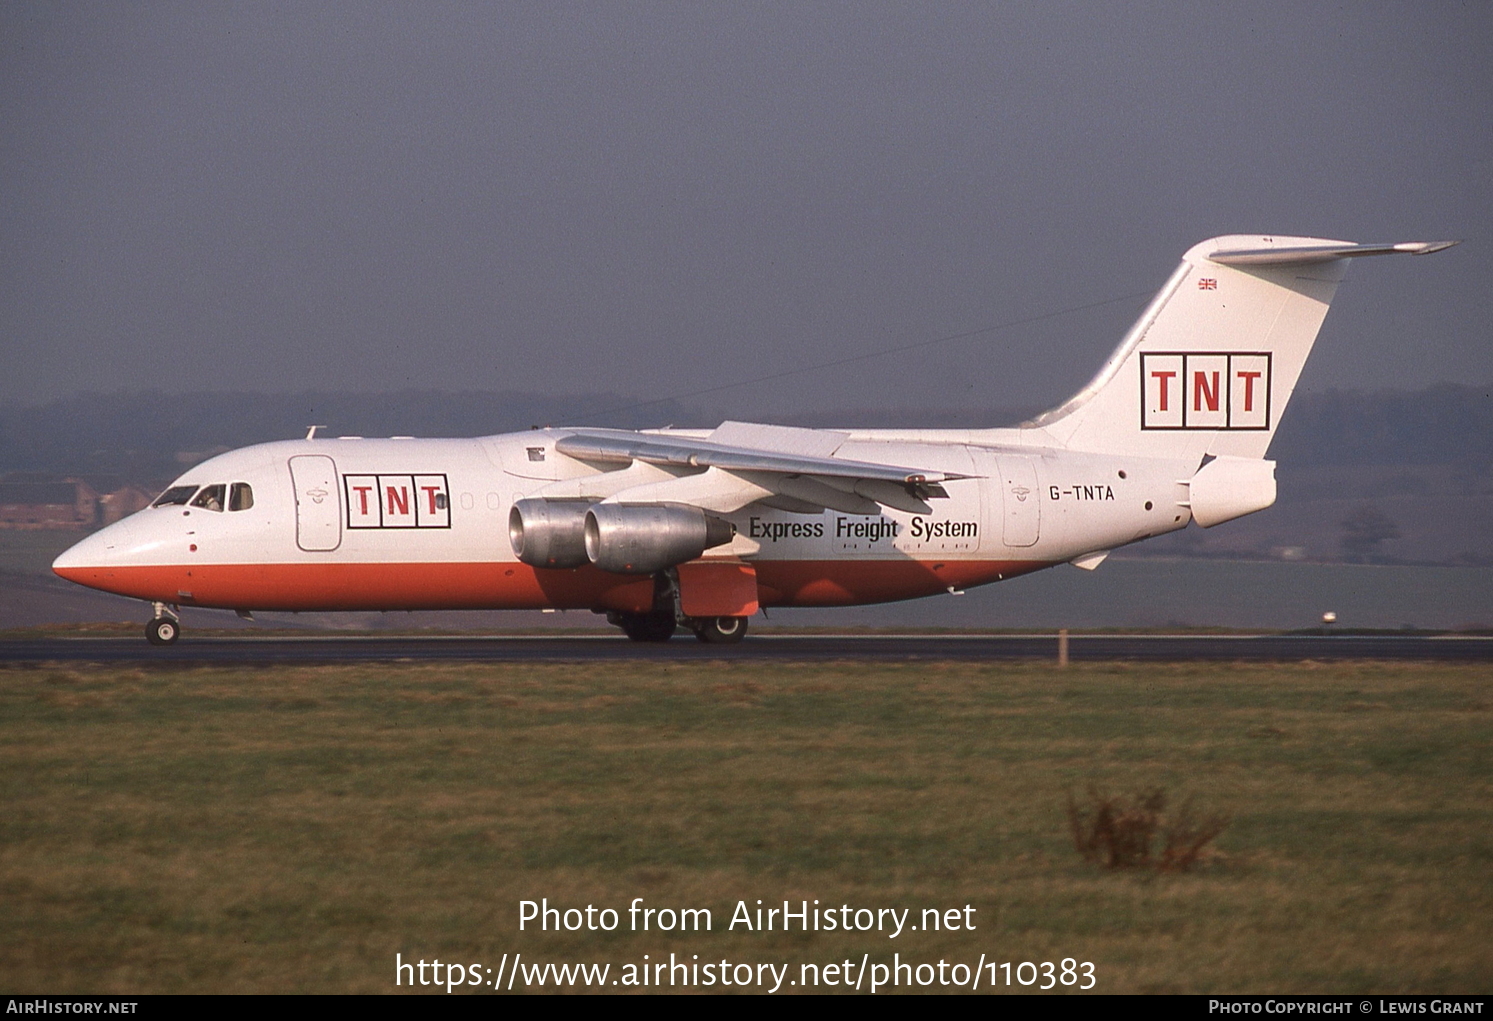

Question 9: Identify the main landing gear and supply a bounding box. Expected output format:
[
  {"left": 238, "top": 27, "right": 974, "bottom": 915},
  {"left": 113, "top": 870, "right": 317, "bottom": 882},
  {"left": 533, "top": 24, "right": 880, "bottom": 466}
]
[
  {"left": 145, "top": 602, "right": 181, "bottom": 646},
  {"left": 606, "top": 573, "right": 751, "bottom": 645},
  {"left": 613, "top": 610, "right": 678, "bottom": 643},
  {"left": 609, "top": 610, "right": 750, "bottom": 644},
  {"left": 691, "top": 615, "right": 748, "bottom": 645}
]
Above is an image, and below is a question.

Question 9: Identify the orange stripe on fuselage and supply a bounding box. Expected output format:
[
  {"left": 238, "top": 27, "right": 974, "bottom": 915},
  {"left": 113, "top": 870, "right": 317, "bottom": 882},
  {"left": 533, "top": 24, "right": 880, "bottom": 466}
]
[{"left": 53, "top": 558, "right": 1053, "bottom": 612}]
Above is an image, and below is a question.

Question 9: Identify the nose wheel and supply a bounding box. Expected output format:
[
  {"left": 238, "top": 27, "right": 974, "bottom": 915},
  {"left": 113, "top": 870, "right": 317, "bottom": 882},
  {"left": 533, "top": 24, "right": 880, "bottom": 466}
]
[
  {"left": 146, "top": 618, "right": 180, "bottom": 645},
  {"left": 145, "top": 602, "right": 181, "bottom": 645}
]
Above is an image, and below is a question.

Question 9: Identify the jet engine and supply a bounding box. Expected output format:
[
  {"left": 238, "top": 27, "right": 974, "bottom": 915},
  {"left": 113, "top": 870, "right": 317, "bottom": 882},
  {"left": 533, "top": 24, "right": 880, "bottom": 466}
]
[
  {"left": 509, "top": 499, "right": 591, "bottom": 568},
  {"left": 584, "top": 503, "right": 735, "bottom": 574}
]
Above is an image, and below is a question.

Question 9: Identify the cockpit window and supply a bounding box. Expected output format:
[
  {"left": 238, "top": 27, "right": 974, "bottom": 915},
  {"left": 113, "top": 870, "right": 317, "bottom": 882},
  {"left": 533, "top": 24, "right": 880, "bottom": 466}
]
[
  {"left": 190, "top": 484, "right": 226, "bottom": 512},
  {"left": 153, "top": 485, "right": 198, "bottom": 507},
  {"left": 229, "top": 482, "right": 254, "bottom": 511}
]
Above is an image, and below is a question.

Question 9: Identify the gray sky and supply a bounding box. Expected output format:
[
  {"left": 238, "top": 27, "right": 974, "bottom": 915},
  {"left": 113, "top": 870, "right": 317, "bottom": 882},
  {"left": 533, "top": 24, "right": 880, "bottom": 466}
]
[{"left": 2, "top": 2, "right": 1488, "bottom": 421}]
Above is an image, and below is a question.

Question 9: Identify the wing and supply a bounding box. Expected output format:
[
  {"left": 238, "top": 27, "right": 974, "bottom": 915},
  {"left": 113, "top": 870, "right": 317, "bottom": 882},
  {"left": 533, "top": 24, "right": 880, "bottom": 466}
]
[{"left": 534, "top": 421, "right": 975, "bottom": 516}]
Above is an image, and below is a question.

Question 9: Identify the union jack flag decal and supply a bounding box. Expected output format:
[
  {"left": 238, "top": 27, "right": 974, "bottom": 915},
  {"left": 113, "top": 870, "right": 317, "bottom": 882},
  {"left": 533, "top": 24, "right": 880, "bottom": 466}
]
[{"left": 1198, "top": 278, "right": 1218, "bottom": 290}]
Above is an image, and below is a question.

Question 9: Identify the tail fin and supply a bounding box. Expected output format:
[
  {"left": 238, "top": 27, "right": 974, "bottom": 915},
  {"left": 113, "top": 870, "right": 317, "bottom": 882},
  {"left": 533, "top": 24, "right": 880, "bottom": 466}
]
[{"left": 1026, "top": 235, "right": 1457, "bottom": 461}]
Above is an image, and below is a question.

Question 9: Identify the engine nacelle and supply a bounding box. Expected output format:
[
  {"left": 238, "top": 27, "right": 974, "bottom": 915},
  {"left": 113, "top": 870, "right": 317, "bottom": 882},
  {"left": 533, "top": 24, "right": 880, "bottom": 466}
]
[
  {"left": 509, "top": 499, "right": 591, "bottom": 568},
  {"left": 584, "top": 503, "right": 735, "bottom": 574}
]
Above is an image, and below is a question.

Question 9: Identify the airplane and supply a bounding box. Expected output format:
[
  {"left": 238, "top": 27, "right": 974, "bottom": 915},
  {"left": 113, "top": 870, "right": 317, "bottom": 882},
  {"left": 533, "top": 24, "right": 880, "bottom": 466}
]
[{"left": 51, "top": 234, "right": 1458, "bottom": 645}]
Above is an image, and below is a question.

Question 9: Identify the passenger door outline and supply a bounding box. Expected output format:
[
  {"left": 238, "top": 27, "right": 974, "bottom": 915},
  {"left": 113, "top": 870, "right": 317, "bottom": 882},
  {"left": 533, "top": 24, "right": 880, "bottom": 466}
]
[{"left": 289, "top": 455, "right": 342, "bottom": 552}]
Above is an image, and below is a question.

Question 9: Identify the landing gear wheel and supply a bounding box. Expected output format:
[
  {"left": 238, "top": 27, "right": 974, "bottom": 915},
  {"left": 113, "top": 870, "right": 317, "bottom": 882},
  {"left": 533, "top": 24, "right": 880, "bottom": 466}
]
[
  {"left": 619, "top": 612, "right": 676, "bottom": 643},
  {"left": 146, "top": 617, "right": 180, "bottom": 646},
  {"left": 693, "top": 616, "right": 748, "bottom": 644}
]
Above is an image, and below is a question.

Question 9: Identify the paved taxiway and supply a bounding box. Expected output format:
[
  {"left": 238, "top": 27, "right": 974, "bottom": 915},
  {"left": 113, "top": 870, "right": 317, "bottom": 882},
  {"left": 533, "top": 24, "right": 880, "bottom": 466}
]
[{"left": 2, "top": 633, "right": 1490, "bottom": 664}]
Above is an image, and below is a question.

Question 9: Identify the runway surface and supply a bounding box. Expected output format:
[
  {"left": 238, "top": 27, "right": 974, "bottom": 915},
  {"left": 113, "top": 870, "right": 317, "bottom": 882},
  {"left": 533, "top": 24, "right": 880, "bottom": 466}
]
[{"left": 3, "top": 633, "right": 1491, "bottom": 664}]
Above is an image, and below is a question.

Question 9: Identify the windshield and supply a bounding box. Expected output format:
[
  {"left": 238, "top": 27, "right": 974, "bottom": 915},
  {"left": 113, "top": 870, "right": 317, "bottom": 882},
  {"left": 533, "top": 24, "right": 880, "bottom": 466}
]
[{"left": 153, "top": 485, "right": 198, "bottom": 507}]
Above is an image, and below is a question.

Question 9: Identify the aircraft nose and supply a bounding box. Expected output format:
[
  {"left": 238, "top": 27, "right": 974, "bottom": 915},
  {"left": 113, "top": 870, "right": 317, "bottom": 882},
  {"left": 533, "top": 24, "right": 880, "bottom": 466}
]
[
  {"left": 52, "top": 529, "right": 112, "bottom": 576},
  {"left": 52, "top": 517, "right": 148, "bottom": 577}
]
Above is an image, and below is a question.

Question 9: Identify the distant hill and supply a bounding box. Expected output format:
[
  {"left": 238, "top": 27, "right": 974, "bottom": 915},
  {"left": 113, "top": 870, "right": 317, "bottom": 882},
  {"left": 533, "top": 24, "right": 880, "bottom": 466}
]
[
  {"left": 0, "top": 390, "right": 698, "bottom": 479},
  {"left": 2, "top": 384, "right": 1489, "bottom": 566},
  {"left": 4, "top": 384, "right": 1487, "bottom": 476},
  {"left": 1267, "top": 384, "right": 1493, "bottom": 469}
]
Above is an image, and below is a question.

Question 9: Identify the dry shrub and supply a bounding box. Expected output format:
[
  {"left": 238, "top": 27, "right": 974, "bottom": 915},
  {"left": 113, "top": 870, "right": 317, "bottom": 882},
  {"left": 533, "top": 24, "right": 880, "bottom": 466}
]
[{"left": 1067, "top": 787, "right": 1230, "bottom": 872}]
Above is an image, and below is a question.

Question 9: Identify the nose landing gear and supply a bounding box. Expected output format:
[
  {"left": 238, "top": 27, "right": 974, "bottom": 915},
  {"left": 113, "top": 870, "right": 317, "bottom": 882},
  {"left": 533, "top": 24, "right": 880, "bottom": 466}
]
[{"left": 146, "top": 602, "right": 181, "bottom": 645}]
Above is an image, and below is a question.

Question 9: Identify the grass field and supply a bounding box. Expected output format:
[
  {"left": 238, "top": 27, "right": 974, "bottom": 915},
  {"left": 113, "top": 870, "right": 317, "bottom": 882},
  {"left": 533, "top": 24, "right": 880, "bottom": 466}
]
[{"left": 1, "top": 659, "right": 1489, "bottom": 994}]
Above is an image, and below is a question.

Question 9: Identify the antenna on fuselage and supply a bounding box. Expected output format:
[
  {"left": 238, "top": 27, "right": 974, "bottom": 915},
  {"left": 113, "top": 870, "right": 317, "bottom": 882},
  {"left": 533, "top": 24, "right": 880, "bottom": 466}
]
[{"left": 305, "top": 425, "right": 327, "bottom": 440}]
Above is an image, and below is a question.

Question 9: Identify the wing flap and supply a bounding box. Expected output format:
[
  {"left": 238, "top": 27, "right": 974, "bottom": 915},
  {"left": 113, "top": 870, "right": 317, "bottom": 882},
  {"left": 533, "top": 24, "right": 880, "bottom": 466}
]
[
  {"left": 740, "top": 473, "right": 881, "bottom": 516},
  {"left": 555, "top": 427, "right": 969, "bottom": 487},
  {"left": 590, "top": 468, "right": 911, "bottom": 516},
  {"left": 597, "top": 467, "right": 774, "bottom": 515}
]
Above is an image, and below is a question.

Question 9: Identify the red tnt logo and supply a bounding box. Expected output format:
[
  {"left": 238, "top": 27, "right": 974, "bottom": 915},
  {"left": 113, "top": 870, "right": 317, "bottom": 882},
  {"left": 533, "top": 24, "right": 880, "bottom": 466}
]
[
  {"left": 1141, "top": 353, "right": 1271, "bottom": 430},
  {"left": 344, "top": 474, "right": 451, "bottom": 529}
]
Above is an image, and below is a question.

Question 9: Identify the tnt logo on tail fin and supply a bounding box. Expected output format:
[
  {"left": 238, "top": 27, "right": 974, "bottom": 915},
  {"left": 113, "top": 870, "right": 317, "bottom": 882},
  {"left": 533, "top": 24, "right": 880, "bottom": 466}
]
[
  {"left": 1025, "top": 234, "right": 1458, "bottom": 462},
  {"left": 1140, "top": 352, "right": 1271, "bottom": 430}
]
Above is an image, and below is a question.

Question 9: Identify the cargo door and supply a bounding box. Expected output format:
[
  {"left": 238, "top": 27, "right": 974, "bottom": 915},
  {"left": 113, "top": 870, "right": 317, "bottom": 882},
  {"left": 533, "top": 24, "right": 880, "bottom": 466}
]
[
  {"left": 289, "top": 455, "right": 342, "bottom": 552},
  {"left": 994, "top": 455, "right": 1041, "bottom": 547}
]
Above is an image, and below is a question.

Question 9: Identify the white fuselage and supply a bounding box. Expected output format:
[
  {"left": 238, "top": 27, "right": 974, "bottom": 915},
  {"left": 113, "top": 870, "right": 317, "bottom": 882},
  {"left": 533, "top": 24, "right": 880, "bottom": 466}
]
[{"left": 52, "top": 429, "right": 1195, "bottom": 615}]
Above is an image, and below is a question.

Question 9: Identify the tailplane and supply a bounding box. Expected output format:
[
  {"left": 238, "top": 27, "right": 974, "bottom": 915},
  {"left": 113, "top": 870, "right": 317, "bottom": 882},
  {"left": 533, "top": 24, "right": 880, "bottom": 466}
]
[{"left": 1026, "top": 235, "right": 1457, "bottom": 461}]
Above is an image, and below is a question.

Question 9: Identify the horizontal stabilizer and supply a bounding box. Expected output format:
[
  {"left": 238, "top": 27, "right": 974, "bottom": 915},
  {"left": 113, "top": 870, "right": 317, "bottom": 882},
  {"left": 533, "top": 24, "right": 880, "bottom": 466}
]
[{"left": 1208, "top": 240, "right": 1459, "bottom": 266}]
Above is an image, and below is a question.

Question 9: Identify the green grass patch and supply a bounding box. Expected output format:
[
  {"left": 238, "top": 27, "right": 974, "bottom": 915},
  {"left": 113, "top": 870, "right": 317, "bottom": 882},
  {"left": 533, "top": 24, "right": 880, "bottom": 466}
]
[{"left": 1, "top": 660, "right": 1489, "bottom": 993}]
